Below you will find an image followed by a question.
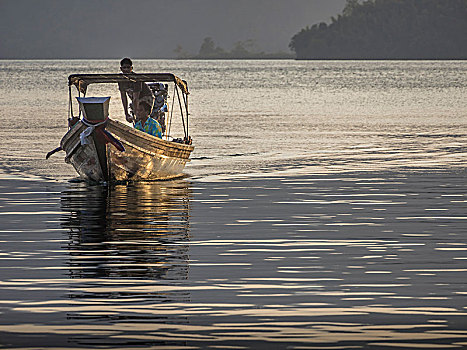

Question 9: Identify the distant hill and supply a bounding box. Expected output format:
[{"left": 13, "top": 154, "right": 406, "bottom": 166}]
[
  {"left": 175, "top": 37, "right": 294, "bottom": 59},
  {"left": 290, "top": 0, "right": 467, "bottom": 59}
]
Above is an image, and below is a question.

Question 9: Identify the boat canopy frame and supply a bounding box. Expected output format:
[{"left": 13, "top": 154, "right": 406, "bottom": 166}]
[
  {"left": 68, "top": 73, "right": 188, "bottom": 95},
  {"left": 68, "top": 73, "right": 191, "bottom": 143}
]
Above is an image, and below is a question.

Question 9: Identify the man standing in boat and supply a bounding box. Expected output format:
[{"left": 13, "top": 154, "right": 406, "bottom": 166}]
[{"left": 118, "top": 58, "right": 155, "bottom": 123}]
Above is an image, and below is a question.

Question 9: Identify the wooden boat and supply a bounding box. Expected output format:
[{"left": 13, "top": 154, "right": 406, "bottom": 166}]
[{"left": 48, "top": 73, "right": 194, "bottom": 183}]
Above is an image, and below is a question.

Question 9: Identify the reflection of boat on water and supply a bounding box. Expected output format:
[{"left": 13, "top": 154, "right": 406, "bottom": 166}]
[
  {"left": 49, "top": 73, "right": 194, "bottom": 183},
  {"left": 61, "top": 180, "right": 191, "bottom": 281},
  {"left": 59, "top": 180, "right": 192, "bottom": 348}
]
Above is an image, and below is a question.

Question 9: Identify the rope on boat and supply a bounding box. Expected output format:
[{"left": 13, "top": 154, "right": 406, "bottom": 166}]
[
  {"left": 80, "top": 117, "right": 109, "bottom": 145},
  {"left": 79, "top": 116, "right": 125, "bottom": 152}
]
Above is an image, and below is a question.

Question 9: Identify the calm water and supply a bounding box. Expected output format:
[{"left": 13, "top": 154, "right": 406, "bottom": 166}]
[
  {"left": 0, "top": 60, "right": 466, "bottom": 348},
  {"left": 0, "top": 60, "right": 466, "bottom": 179}
]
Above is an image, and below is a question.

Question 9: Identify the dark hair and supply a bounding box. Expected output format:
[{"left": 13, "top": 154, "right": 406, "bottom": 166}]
[
  {"left": 120, "top": 57, "right": 132, "bottom": 66},
  {"left": 139, "top": 102, "right": 151, "bottom": 114}
]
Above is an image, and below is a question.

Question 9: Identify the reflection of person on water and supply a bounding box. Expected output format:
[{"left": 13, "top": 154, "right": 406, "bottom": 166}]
[
  {"left": 118, "top": 57, "right": 154, "bottom": 123},
  {"left": 134, "top": 102, "right": 163, "bottom": 138}
]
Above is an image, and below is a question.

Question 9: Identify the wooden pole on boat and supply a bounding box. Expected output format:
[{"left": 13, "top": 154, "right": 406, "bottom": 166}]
[
  {"left": 175, "top": 85, "right": 188, "bottom": 141},
  {"left": 68, "top": 86, "right": 72, "bottom": 121},
  {"left": 184, "top": 91, "right": 189, "bottom": 138},
  {"left": 77, "top": 97, "right": 110, "bottom": 181},
  {"left": 167, "top": 83, "right": 176, "bottom": 140}
]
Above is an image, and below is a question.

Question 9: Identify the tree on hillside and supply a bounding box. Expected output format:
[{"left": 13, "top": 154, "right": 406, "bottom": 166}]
[
  {"left": 198, "top": 37, "right": 225, "bottom": 58},
  {"left": 174, "top": 45, "right": 190, "bottom": 59},
  {"left": 289, "top": 0, "right": 467, "bottom": 59}
]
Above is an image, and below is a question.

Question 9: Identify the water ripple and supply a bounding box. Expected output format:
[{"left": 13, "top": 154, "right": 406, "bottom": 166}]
[{"left": 1, "top": 172, "right": 466, "bottom": 348}]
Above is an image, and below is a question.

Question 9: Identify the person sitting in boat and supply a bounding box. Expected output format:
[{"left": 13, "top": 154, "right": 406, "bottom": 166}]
[
  {"left": 134, "top": 102, "right": 163, "bottom": 138},
  {"left": 118, "top": 57, "right": 154, "bottom": 123}
]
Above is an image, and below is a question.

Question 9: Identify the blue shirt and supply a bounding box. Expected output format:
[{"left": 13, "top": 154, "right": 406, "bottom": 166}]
[{"left": 134, "top": 117, "right": 162, "bottom": 138}]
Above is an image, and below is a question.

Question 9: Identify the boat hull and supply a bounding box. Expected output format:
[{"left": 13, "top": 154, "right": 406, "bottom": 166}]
[{"left": 60, "top": 119, "right": 194, "bottom": 182}]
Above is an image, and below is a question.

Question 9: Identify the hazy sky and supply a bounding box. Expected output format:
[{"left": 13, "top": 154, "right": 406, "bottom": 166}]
[{"left": 0, "top": 0, "right": 346, "bottom": 59}]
